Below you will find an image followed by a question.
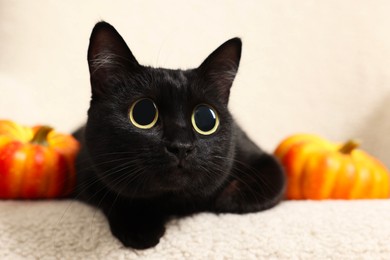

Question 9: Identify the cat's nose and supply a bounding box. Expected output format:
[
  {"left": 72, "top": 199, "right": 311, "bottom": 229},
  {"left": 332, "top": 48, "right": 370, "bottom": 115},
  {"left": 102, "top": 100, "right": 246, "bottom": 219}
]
[{"left": 165, "top": 142, "right": 194, "bottom": 159}]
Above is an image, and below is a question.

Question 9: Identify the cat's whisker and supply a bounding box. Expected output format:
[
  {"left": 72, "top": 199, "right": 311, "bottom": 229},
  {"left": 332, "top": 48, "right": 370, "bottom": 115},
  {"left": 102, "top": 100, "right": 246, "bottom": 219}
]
[
  {"left": 73, "top": 146, "right": 154, "bottom": 168},
  {"left": 58, "top": 158, "right": 145, "bottom": 225},
  {"left": 120, "top": 167, "right": 150, "bottom": 202},
  {"left": 103, "top": 164, "right": 153, "bottom": 218},
  {"left": 60, "top": 163, "right": 147, "bottom": 240},
  {"left": 206, "top": 157, "right": 269, "bottom": 204},
  {"left": 75, "top": 155, "right": 143, "bottom": 172},
  {"left": 75, "top": 162, "right": 140, "bottom": 200},
  {"left": 212, "top": 155, "right": 282, "bottom": 202},
  {"left": 56, "top": 160, "right": 139, "bottom": 227}
]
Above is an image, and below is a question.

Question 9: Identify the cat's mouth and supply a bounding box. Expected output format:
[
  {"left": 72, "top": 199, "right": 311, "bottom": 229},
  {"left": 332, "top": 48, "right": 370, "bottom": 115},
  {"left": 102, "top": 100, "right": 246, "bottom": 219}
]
[
  {"left": 166, "top": 155, "right": 195, "bottom": 172},
  {"left": 164, "top": 148, "right": 195, "bottom": 172}
]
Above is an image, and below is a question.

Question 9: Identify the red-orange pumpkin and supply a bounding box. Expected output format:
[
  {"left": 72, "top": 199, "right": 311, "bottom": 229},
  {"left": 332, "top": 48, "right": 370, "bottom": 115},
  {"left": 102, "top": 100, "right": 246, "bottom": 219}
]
[
  {"left": 0, "top": 120, "right": 80, "bottom": 199},
  {"left": 274, "top": 134, "right": 390, "bottom": 200}
]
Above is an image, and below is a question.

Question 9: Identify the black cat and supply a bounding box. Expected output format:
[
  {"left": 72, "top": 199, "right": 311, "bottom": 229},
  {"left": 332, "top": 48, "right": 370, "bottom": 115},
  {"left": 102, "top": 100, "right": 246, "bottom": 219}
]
[{"left": 73, "top": 21, "right": 286, "bottom": 249}]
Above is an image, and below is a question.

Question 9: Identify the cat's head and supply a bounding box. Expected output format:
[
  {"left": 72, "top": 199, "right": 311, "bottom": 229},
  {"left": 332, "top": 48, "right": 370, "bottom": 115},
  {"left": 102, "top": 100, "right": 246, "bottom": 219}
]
[{"left": 85, "top": 21, "right": 241, "bottom": 198}]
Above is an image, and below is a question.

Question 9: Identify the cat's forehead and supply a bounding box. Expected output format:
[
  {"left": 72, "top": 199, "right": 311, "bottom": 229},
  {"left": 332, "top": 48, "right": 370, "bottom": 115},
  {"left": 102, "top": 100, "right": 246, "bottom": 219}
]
[
  {"left": 144, "top": 68, "right": 200, "bottom": 108},
  {"left": 153, "top": 68, "right": 190, "bottom": 87},
  {"left": 149, "top": 68, "right": 196, "bottom": 96}
]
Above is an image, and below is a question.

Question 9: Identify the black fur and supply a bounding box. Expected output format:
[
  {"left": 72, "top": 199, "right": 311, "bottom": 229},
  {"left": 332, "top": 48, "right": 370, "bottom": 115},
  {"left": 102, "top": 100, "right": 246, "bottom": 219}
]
[{"left": 73, "top": 21, "right": 286, "bottom": 249}]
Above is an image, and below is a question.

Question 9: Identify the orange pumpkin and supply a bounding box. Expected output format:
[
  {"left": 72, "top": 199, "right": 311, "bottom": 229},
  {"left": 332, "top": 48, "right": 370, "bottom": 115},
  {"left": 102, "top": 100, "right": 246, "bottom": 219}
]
[
  {"left": 0, "top": 120, "right": 80, "bottom": 199},
  {"left": 274, "top": 134, "right": 390, "bottom": 200}
]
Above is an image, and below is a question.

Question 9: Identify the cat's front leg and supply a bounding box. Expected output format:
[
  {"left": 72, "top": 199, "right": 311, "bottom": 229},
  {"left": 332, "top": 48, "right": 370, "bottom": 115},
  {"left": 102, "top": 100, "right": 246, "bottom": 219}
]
[
  {"left": 104, "top": 204, "right": 166, "bottom": 249},
  {"left": 214, "top": 153, "right": 286, "bottom": 213}
]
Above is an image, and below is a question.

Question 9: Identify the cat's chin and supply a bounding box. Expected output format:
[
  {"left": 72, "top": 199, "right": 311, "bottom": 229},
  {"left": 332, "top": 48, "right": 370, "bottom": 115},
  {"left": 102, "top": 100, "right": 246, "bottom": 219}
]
[{"left": 98, "top": 166, "right": 194, "bottom": 199}]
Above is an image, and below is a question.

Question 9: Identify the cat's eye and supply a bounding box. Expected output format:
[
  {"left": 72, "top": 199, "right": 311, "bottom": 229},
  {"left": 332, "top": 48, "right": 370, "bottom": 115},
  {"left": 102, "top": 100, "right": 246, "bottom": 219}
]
[
  {"left": 129, "top": 98, "right": 159, "bottom": 129},
  {"left": 191, "top": 104, "right": 219, "bottom": 135}
]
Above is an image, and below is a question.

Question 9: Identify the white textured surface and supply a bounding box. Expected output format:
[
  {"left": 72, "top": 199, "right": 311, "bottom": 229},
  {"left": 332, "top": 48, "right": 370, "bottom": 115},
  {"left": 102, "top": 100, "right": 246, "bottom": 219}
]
[{"left": 0, "top": 200, "right": 389, "bottom": 259}]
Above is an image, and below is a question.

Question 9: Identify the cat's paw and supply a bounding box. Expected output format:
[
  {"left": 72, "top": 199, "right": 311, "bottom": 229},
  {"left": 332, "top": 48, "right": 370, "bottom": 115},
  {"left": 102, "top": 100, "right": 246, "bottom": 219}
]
[
  {"left": 106, "top": 209, "right": 166, "bottom": 249},
  {"left": 110, "top": 222, "right": 166, "bottom": 249}
]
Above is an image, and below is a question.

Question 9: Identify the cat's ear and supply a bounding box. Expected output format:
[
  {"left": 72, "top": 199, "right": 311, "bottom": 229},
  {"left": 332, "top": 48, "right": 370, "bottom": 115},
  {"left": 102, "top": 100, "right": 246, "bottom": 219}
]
[
  {"left": 198, "top": 38, "right": 242, "bottom": 104},
  {"left": 87, "top": 21, "right": 139, "bottom": 96}
]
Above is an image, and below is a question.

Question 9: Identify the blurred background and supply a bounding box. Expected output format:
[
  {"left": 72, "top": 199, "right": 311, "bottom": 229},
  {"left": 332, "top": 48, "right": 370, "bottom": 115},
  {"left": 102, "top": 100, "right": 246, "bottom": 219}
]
[{"left": 1, "top": 0, "right": 390, "bottom": 166}]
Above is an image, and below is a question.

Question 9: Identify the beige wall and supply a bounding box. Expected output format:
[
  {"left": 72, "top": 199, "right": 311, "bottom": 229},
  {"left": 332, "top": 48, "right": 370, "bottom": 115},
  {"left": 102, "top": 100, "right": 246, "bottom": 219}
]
[{"left": 1, "top": 0, "right": 390, "bottom": 166}]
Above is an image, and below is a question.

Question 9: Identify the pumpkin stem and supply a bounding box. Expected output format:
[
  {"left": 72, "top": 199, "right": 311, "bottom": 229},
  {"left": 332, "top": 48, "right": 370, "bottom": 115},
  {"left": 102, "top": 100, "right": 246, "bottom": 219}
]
[
  {"left": 339, "top": 140, "right": 360, "bottom": 154},
  {"left": 30, "top": 126, "right": 53, "bottom": 146}
]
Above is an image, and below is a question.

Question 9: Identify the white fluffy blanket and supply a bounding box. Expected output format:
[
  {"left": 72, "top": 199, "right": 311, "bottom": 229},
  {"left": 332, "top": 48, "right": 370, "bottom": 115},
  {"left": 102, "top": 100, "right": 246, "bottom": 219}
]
[{"left": 0, "top": 200, "right": 389, "bottom": 259}]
